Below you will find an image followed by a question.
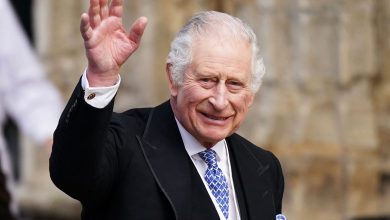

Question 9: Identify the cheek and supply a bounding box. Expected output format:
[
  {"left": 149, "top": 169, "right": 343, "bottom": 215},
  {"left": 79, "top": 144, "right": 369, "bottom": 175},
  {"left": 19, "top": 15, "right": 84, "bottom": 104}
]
[
  {"left": 232, "top": 94, "right": 253, "bottom": 114},
  {"left": 179, "top": 85, "right": 209, "bottom": 104}
]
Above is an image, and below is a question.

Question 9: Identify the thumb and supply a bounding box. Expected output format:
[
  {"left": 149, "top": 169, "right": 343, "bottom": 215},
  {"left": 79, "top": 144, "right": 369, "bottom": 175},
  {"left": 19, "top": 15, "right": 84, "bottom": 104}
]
[{"left": 128, "top": 16, "right": 148, "bottom": 46}]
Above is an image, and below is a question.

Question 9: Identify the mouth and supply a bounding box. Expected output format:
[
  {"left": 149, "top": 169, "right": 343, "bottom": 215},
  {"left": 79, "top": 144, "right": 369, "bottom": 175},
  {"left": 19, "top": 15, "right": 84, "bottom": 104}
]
[{"left": 200, "top": 112, "right": 231, "bottom": 121}]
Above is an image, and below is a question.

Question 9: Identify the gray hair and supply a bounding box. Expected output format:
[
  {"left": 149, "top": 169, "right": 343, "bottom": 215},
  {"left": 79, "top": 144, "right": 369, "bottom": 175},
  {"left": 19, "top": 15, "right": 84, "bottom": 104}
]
[{"left": 166, "top": 11, "right": 265, "bottom": 92}]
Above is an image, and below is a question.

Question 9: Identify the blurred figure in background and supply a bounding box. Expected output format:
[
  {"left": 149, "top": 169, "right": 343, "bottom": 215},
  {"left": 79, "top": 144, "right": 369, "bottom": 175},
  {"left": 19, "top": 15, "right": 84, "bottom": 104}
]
[{"left": 0, "top": 0, "right": 63, "bottom": 219}]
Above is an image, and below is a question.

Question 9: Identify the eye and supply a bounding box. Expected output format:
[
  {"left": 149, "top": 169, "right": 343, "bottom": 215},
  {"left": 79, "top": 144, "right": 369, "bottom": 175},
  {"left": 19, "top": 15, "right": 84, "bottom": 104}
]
[
  {"left": 227, "top": 80, "right": 244, "bottom": 91},
  {"left": 199, "top": 78, "right": 216, "bottom": 88},
  {"left": 229, "top": 80, "right": 241, "bottom": 86}
]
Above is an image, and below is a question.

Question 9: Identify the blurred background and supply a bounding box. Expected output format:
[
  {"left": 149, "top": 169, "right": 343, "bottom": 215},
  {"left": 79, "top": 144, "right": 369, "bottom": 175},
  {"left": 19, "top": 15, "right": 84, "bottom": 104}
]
[{"left": 3, "top": 0, "right": 389, "bottom": 219}]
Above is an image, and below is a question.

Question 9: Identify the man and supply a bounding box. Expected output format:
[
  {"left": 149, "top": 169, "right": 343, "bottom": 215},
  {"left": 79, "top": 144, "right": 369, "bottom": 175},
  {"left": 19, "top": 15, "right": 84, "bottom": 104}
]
[{"left": 50, "top": 0, "right": 284, "bottom": 219}]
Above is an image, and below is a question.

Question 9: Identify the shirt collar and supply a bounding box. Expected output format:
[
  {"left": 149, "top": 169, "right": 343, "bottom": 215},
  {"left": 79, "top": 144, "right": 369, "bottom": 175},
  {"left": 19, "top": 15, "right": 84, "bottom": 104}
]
[{"left": 175, "top": 118, "right": 226, "bottom": 162}]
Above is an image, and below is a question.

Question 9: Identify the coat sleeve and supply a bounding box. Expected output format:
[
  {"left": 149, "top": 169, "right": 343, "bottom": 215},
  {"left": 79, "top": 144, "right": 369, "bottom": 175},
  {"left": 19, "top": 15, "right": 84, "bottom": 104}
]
[
  {"left": 269, "top": 152, "right": 284, "bottom": 214},
  {"left": 49, "top": 81, "right": 122, "bottom": 205}
]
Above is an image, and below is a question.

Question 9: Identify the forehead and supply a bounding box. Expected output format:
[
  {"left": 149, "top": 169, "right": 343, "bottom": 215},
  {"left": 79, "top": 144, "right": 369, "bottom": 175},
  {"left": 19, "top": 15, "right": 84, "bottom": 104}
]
[
  {"left": 190, "top": 36, "right": 252, "bottom": 78},
  {"left": 192, "top": 31, "right": 251, "bottom": 52}
]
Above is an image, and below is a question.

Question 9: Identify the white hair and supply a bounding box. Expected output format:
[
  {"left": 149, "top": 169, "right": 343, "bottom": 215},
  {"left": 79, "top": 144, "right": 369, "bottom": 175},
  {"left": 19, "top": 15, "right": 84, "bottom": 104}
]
[{"left": 166, "top": 11, "right": 266, "bottom": 92}]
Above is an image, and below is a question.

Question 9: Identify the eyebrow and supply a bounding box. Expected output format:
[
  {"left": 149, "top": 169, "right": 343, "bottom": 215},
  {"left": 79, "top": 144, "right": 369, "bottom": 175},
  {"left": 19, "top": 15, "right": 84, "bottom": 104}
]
[{"left": 195, "top": 70, "right": 248, "bottom": 81}]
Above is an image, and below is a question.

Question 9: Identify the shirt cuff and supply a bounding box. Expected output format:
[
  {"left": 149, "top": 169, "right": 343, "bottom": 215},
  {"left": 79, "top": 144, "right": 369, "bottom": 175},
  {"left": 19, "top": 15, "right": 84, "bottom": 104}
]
[{"left": 81, "top": 70, "right": 121, "bottom": 108}]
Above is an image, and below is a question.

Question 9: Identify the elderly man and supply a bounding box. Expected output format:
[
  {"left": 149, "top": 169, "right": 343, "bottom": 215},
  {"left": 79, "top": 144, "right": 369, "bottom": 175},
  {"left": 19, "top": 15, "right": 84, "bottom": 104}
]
[{"left": 50, "top": 0, "right": 284, "bottom": 219}]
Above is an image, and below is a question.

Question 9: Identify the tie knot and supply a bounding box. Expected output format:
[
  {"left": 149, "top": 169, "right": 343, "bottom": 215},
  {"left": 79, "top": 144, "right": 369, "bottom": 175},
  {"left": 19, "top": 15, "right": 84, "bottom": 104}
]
[{"left": 198, "top": 149, "right": 218, "bottom": 167}]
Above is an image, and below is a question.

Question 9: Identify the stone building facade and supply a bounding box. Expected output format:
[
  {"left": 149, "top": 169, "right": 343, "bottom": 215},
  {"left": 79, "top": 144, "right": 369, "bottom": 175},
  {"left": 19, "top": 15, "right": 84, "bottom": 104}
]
[{"left": 15, "top": 0, "right": 390, "bottom": 219}]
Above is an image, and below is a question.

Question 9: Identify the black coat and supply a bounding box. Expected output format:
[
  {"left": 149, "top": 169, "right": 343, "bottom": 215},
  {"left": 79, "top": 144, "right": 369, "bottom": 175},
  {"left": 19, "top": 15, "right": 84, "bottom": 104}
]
[{"left": 50, "top": 81, "right": 284, "bottom": 220}]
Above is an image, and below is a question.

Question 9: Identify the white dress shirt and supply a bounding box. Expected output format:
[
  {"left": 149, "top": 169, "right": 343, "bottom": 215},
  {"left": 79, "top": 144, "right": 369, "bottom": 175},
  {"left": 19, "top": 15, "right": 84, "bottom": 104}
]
[
  {"left": 176, "top": 119, "right": 241, "bottom": 220},
  {"left": 81, "top": 71, "right": 120, "bottom": 109},
  {"left": 81, "top": 72, "right": 241, "bottom": 219}
]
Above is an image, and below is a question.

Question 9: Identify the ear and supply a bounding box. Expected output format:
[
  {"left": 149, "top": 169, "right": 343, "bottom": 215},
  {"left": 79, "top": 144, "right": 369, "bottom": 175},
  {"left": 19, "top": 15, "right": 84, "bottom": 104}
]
[{"left": 166, "top": 63, "right": 178, "bottom": 97}]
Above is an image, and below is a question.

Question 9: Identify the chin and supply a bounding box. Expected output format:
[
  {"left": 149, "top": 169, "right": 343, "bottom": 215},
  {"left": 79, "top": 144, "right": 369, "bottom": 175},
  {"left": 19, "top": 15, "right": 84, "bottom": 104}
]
[
  {"left": 204, "top": 127, "right": 231, "bottom": 138},
  {"left": 198, "top": 132, "right": 228, "bottom": 146}
]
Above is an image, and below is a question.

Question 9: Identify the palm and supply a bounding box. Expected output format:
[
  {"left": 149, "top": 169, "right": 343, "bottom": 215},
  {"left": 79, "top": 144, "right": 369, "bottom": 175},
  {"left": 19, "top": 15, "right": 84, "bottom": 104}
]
[
  {"left": 85, "top": 17, "right": 136, "bottom": 74},
  {"left": 80, "top": 0, "right": 147, "bottom": 85}
]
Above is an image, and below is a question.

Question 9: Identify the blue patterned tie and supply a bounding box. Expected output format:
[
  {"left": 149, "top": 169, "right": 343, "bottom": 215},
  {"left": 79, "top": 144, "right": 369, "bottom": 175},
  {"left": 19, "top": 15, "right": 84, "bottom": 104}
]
[{"left": 198, "top": 149, "right": 229, "bottom": 219}]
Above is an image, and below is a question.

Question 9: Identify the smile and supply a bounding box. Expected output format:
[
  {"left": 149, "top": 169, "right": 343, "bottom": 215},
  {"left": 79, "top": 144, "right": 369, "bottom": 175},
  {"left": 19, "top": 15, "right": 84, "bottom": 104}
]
[{"left": 201, "top": 112, "right": 230, "bottom": 121}]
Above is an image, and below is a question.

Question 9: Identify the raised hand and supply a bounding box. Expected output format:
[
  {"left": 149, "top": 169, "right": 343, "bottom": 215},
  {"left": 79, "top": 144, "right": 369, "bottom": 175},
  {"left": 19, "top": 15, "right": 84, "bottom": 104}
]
[{"left": 80, "top": 0, "right": 148, "bottom": 86}]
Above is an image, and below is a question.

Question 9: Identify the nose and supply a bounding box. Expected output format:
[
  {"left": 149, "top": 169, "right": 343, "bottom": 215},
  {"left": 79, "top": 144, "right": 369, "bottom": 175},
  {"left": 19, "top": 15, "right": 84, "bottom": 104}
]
[{"left": 209, "top": 83, "right": 228, "bottom": 111}]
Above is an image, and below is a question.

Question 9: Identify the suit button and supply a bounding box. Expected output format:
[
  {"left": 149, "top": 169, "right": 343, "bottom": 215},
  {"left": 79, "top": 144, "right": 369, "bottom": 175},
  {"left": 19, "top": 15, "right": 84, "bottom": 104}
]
[{"left": 87, "top": 93, "right": 96, "bottom": 100}]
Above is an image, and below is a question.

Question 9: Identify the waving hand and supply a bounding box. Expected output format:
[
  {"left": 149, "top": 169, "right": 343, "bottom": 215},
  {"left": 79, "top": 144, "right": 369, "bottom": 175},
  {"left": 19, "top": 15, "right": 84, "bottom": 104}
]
[{"left": 80, "top": 0, "right": 147, "bottom": 86}]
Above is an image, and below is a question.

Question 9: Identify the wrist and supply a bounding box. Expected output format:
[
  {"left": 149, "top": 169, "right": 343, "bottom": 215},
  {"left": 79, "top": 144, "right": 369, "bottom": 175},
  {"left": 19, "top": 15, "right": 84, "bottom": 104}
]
[{"left": 86, "top": 69, "right": 119, "bottom": 87}]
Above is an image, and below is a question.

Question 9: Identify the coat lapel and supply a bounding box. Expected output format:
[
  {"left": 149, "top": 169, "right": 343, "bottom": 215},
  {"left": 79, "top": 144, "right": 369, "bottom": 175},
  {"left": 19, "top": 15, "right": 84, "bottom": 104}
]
[
  {"left": 227, "top": 134, "right": 276, "bottom": 220},
  {"left": 137, "top": 101, "right": 215, "bottom": 220},
  {"left": 137, "top": 101, "right": 276, "bottom": 219}
]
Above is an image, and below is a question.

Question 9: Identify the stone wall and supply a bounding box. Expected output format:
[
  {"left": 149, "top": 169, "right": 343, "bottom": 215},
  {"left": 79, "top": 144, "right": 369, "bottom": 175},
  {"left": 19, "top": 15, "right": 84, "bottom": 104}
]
[{"left": 17, "top": 0, "right": 389, "bottom": 219}]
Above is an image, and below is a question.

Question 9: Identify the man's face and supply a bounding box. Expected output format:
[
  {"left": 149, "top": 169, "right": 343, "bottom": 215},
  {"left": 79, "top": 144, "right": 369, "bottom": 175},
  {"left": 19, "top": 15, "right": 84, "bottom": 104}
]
[{"left": 169, "top": 37, "right": 255, "bottom": 148}]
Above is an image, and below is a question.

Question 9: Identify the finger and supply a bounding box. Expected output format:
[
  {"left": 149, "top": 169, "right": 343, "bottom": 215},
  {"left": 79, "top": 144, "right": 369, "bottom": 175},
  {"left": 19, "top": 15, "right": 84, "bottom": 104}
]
[
  {"left": 109, "top": 0, "right": 123, "bottom": 18},
  {"left": 100, "top": 0, "right": 109, "bottom": 20},
  {"left": 128, "top": 16, "right": 148, "bottom": 46},
  {"left": 89, "top": 0, "right": 101, "bottom": 28},
  {"left": 80, "top": 13, "right": 93, "bottom": 41}
]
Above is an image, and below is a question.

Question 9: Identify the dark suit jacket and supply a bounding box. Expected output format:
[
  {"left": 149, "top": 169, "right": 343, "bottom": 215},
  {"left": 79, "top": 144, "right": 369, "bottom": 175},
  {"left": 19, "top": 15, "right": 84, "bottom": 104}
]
[{"left": 50, "top": 81, "right": 284, "bottom": 220}]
